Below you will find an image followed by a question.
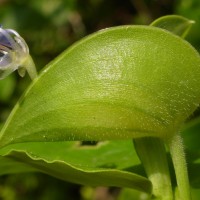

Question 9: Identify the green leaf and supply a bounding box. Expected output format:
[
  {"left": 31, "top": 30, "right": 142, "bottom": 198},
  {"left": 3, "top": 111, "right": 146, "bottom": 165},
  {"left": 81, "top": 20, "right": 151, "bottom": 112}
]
[
  {"left": 0, "top": 25, "right": 200, "bottom": 147},
  {"left": 175, "top": 0, "right": 200, "bottom": 51},
  {"left": 150, "top": 15, "right": 194, "bottom": 38},
  {"left": 0, "top": 140, "right": 151, "bottom": 193}
]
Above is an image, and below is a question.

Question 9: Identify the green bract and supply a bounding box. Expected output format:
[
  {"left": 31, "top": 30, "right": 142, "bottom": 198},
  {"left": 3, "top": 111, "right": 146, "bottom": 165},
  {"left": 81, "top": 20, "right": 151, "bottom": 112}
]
[
  {"left": 150, "top": 15, "right": 194, "bottom": 38},
  {"left": 0, "top": 25, "right": 200, "bottom": 147}
]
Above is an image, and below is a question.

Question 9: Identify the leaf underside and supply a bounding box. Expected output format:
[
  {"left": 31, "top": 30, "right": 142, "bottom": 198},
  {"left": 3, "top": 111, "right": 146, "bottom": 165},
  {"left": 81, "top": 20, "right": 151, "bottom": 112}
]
[{"left": 0, "top": 140, "right": 152, "bottom": 193}]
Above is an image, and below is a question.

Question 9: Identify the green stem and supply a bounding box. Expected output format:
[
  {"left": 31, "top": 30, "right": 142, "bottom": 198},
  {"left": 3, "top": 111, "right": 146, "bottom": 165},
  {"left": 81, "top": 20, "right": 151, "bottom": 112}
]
[
  {"left": 19, "top": 55, "right": 38, "bottom": 80},
  {"left": 167, "top": 133, "right": 191, "bottom": 200},
  {"left": 25, "top": 55, "right": 38, "bottom": 80},
  {"left": 134, "top": 137, "right": 173, "bottom": 200}
]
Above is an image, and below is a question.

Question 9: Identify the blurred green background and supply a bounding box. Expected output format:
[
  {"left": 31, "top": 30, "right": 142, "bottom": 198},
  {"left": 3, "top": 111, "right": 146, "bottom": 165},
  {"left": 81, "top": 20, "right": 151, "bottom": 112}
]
[{"left": 0, "top": 0, "right": 200, "bottom": 199}]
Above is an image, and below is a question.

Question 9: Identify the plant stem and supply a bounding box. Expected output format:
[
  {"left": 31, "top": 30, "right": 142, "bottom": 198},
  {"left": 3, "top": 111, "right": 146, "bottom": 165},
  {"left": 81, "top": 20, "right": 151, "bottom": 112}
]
[
  {"left": 134, "top": 137, "right": 173, "bottom": 200},
  {"left": 23, "top": 55, "right": 38, "bottom": 80},
  {"left": 167, "top": 133, "right": 191, "bottom": 200}
]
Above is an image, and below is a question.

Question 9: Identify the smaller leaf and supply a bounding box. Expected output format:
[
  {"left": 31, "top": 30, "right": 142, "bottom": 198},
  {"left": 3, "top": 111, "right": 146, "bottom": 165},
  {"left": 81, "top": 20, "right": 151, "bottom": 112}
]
[
  {"left": 0, "top": 140, "right": 151, "bottom": 193},
  {"left": 150, "top": 15, "right": 194, "bottom": 38}
]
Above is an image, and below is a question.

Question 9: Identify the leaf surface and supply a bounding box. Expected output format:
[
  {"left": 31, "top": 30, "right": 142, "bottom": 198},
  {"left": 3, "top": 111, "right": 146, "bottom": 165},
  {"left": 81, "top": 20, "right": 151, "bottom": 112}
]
[{"left": 0, "top": 26, "right": 200, "bottom": 147}]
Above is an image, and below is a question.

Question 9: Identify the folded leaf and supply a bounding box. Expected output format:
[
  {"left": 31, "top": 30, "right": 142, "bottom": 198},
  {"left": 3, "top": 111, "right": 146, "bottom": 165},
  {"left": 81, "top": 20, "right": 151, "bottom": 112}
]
[{"left": 0, "top": 140, "right": 151, "bottom": 193}]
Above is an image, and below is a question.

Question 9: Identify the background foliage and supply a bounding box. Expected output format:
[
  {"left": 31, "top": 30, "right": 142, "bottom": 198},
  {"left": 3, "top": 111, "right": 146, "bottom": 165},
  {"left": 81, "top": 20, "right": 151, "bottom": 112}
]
[{"left": 0, "top": 0, "right": 200, "bottom": 199}]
